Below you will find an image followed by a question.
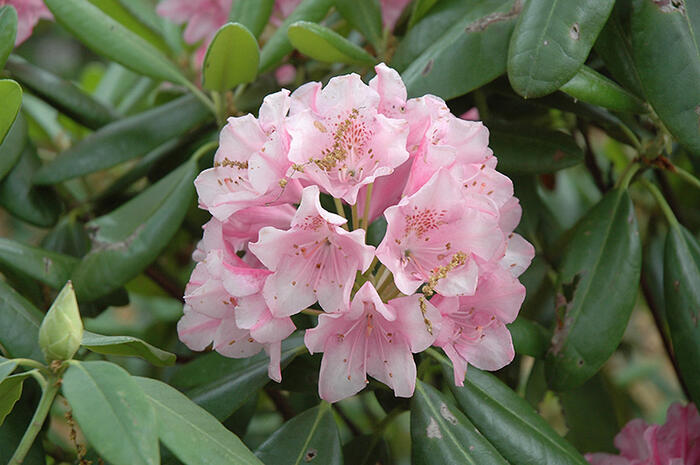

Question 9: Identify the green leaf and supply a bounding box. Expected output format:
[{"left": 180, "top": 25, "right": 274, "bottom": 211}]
[
  {"left": 0, "top": 357, "right": 17, "bottom": 383},
  {"left": 135, "top": 377, "right": 264, "bottom": 465},
  {"left": 508, "top": 316, "right": 551, "bottom": 358},
  {"left": 6, "top": 56, "right": 119, "bottom": 130},
  {"left": 488, "top": 123, "right": 584, "bottom": 174},
  {"left": 401, "top": 0, "right": 520, "bottom": 100},
  {"left": 407, "top": 0, "right": 441, "bottom": 29},
  {"left": 62, "top": 361, "right": 159, "bottom": 465},
  {"left": 545, "top": 188, "right": 641, "bottom": 390},
  {"left": 411, "top": 380, "right": 509, "bottom": 465},
  {"left": 0, "top": 280, "right": 43, "bottom": 361},
  {"left": 34, "top": 95, "right": 208, "bottom": 184},
  {"left": 0, "top": 145, "right": 62, "bottom": 227},
  {"left": 288, "top": 20, "right": 376, "bottom": 65},
  {"left": 334, "top": 0, "right": 382, "bottom": 50},
  {"left": 560, "top": 65, "right": 648, "bottom": 114},
  {"left": 0, "top": 238, "right": 78, "bottom": 289},
  {"left": 229, "top": 0, "right": 275, "bottom": 38},
  {"left": 507, "top": 0, "right": 615, "bottom": 98},
  {"left": 255, "top": 403, "right": 342, "bottom": 465},
  {"left": 0, "top": 79, "right": 21, "bottom": 144},
  {"left": 203, "top": 23, "right": 259, "bottom": 92},
  {"left": 0, "top": 373, "right": 31, "bottom": 427},
  {"left": 82, "top": 330, "right": 176, "bottom": 366},
  {"left": 0, "top": 383, "right": 46, "bottom": 465},
  {"left": 446, "top": 365, "right": 590, "bottom": 465},
  {"left": 41, "top": 215, "right": 91, "bottom": 258},
  {"left": 71, "top": 160, "right": 197, "bottom": 302},
  {"left": 169, "top": 334, "right": 304, "bottom": 420},
  {"left": 0, "top": 112, "right": 26, "bottom": 182},
  {"left": 631, "top": 0, "right": 700, "bottom": 157},
  {"left": 45, "top": 0, "right": 187, "bottom": 84},
  {"left": 0, "top": 6, "right": 17, "bottom": 70},
  {"left": 664, "top": 224, "right": 700, "bottom": 405},
  {"left": 259, "top": 0, "right": 333, "bottom": 73},
  {"left": 39, "top": 281, "right": 83, "bottom": 363}
]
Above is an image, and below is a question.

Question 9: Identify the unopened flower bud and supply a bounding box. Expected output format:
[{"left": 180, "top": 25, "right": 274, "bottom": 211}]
[{"left": 38, "top": 281, "right": 83, "bottom": 362}]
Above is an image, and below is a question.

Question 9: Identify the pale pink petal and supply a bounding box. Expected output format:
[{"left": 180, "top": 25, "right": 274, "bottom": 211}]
[
  {"left": 457, "top": 263, "right": 526, "bottom": 324},
  {"left": 380, "top": 0, "right": 411, "bottom": 30},
  {"left": 500, "top": 233, "right": 535, "bottom": 278},
  {"left": 387, "top": 294, "right": 440, "bottom": 352},
  {"left": 453, "top": 313, "right": 514, "bottom": 371},
  {"left": 460, "top": 108, "right": 480, "bottom": 121},
  {"left": 265, "top": 341, "right": 283, "bottom": 382},
  {"left": 369, "top": 63, "right": 407, "bottom": 119},
  {"left": 177, "top": 309, "right": 219, "bottom": 351},
  {"left": 366, "top": 335, "right": 415, "bottom": 398},
  {"left": 441, "top": 341, "right": 468, "bottom": 387},
  {"left": 7, "top": 0, "right": 53, "bottom": 45},
  {"left": 584, "top": 453, "right": 631, "bottom": 465},
  {"left": 213, "top": 317, "right": 263, "bottom": 358}
]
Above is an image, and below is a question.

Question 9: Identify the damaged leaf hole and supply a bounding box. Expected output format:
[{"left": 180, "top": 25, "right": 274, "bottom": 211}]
[
  {"left": 653, "top": 0, "right": 685, "bottom": 14},
  {"left": 304, "top": 448, "right": 317, "bottom": 462},
  {"left": 569, "top": 23, "right": 580, "bottom": 40}
]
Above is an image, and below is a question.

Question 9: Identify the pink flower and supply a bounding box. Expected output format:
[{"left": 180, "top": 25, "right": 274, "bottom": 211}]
[
  {"left": 248, "top": 185, "right": 375, "bottom": 316},
  {"left": 460, "top": 107, "right": 480, "bottom": 121},
  {"left": 157, "top": 0, "right": 231, "bottom": 45},
  {"left": 270, "top": 0, "right": 302, "bottom": 26},
  {"left": 380, "top": 0, "right": 411, "bottom": 31},
  {"left": 376, "top": 169, "right": 504, "bottom": 296},
  {"left": 195, "top": 90, "right": 302, "bottom": 221},
  {"left": 304, "top": 281, "right": 441, "bottom": 402},
  {"left": 275, "top": 63, "right": 297, "bottom": 86},
  {"left": 286, "top": 73, "right": 410, "bottom": 205},
  {"left": 2, "top": 0, "right": 53, "bottom": 46},
  {"left": 586, "top": 403, "right": 700, "bottom": 465}
]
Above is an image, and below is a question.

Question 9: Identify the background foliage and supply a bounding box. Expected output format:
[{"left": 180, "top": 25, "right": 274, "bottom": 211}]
[{"left": 0, "top": 0, "right": 698, "bottom": 464}]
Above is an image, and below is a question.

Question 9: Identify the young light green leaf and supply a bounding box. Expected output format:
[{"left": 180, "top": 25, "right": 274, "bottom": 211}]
[
  {"left": 0, "top": 145, "right": 62, "bottom": 227},
  {"left": 0, "top": 6, "right": 17, "bottom": 70},
  {"left": 0, "top": 238, "right": 78, "bottom": 289},
  {"left": 401, "top": 0, "right": 519, "bottom": 100},
  {"left": 135, "top": 377, "right": 263, "bottom": 465},
  {"left": 39, "top": 281, "right": 83, "bottom": 362},
  {"left": 631, "top": 0, "right": 700, "bottom": 157},
  {"left": 334, "top": 0, "right": 383, "bottom": 50},
  {"left": 203, "top": 23, "right": 259, "bottom": 92},
  {"left": 507, "top": 0, "right": 616, "bottom": 98},
  {"left": 545, "top": 188, "right": 641, "bottom": 390},
  {"left": 255, "top": 403, "right": 342, "bottom": 465},
  {"left": 411, "top": 380, "right": 509, "bottom": 465},
  {"left": 0, "top": 79, "right": 21, "bottom": 144},
  {"left": 0, "top": 280, "right": 43, "bottom": 361},
  {"left": 560, "top": 65, "right": 648, "bottom": 114},
  {"left": 45, "top": 0, "right": 187, "bottom": 84},
  {"left": 229, "top": 0, "right": 275, "bottom": 38},
  {"left": 446, "top": 365, "right": 591, "bottom": 465},
  {"left": 664, "top": 225, "right": 700, "bottom": 405},
  {"left": 0, "top": 357, "right": 17, "bottom": 384},
  {"left": 259, "top": 0, "right": 333, "bottom": 72},
  {"left": 0, "top": 373, "right": 31, "bottom": 427},
  {"left": 87, "top": 0, "right": 170, "bottom": 54},
  {"left": 82, "top": 331, "right": 176, "bottom": 366},
  {"left": 287, "top": 21, "right": 376, "bottom": 65},
  {"left": 6, "top": 56, "right": 119, "bottom": 129},
  {"left": 62, "top": 361, "right": 159, "bottom": 465},
  {"left": 71, "top": 160, "right": 197, "bottom": 302},
  {"left": 34, "top": 95, "right": 208, "bottom": 184},
  {"left": 0, "top": 112, "right": 26, "bottom": 182}
]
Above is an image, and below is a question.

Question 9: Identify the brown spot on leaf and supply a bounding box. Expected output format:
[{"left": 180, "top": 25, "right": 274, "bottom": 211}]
[
  {"left": 653, "top": 0, "right": 685, "bottom": 13},
  {"left": 422, "top": 60, "right": 434, "bottom": 76},
  {"left": 304, "top": 449, "right": 317, "bottom": 462},
  {"left": 569, "top": 23, "right": 580, "bottom": 40}
]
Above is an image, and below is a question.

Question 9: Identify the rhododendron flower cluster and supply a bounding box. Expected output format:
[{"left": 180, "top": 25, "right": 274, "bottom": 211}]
[
  {"left": 586, "top": 402, "right": 700, "bottom": 465},
  {"left": 1, "top": 0, "right": 52, "bottom": 45},
  {"left": 179, "top": 63, "right": 534, "bottom": 402}
]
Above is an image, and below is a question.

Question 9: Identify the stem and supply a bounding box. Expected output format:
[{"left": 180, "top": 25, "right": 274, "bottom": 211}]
[
  {"left": 351, "top": 203, "right": 360, "bottom": 231},
  {"left": 301, "top": 308, "right": 323, "bottom": 316},
  {"left": 333, "top": 197, "right": 349, "bottom": 230},
  {"left": 13, "top": 359, "right": 47, "bottom": 371},
  {"left": 211, "top": 91, "right": 225, "bottom": 127},
  {"left": 191, "top": 140, "right": 219, "bottom": 162},
  {"left": 619, "top": 122, "right": 642, "bottom": 151},
  {"left": 184, "top": 80, "right": 217, "bottom": 116},
  {"left": 9, "top": 375, "right": 60, "bottom": 465},
  {"left": 361, "top": 183, "right": 374, "bottom": 230},
  {"left": 425, "top": 347, "right": 451, "bottom": 366},
  {"left": 640, "top": 178, "right": 679, "bottom": 228},
  {"left": 616, "top": 162, "right": 641, "bottom": 190},
  {"left": 671, "top": 165, "right": 700, "bottom": 192}
]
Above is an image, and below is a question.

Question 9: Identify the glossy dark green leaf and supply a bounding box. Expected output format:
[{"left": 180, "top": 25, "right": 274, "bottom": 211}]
[
  {"left": 0, "top": 79, "right": 21, "bottom": 144},
  {"left": 135, "top": 377, "right": 263, "bottom": 465},
  {"left": 335, "top": 0, "right": 382, "bottom": 49},
  {"left": 664, "top": 224, "right": 700, "bottom": 404},
  {"left": 41, "top": 215, "right": 91, "bottom": 258},
  {"left": 6, "top": 56, "right": 119, "bottom": 129},
  {"left": 229, "top": 0, "right": 275, "bottom": 38},
  {"left": 407, "top": 0, "right": 440, "bottom": 29},
  {"left": 411, "top": 380, "right": 509, "bottom": 465},
  {"left": 489, "top": 123, "right": 584, "bottom": 174},
  {"left": 45, "top": 0, "right": 187, "bottom": 84},
  {"left": 446, "top": 365, "right": 590, "bottom": 465},
  {"left": 0, "top": 145, "right": 62, "bottom": 227},
  {"left": 82, "top": 330, "right": 176, "bottom": 366},
  {"left": 401, "top": 0, "right": 520, "bottom": 100},
  {"left": 631, "top": 0, "right": 700, "bottom": 156},
  {"left": 0, "top": 112, "right": 26, "bottom": 182},
  {"left": 288, "top": 20, "right": 376, "bottom": 65},
  {"left": 0, "top": 384, "right": 45, "bottom": 465},
  {"left": 0, "top": 6, "right": 17, "bottom": 70},
  {"left": 259, "top": 0, "right": 333, "bottom": 72},
  {"left": 87, "top": 0, "right": 170, "bottom": 54},
  {"left": 203, "top": 23, "right": 259, "bottom": 92},
  {"left": 507, "top": 0, "right": 615, "bottom": 98},
  {"left": 71, "top": 160, "right": 197, "bottom": 302},
  {"left": 508, "top": 316, "right": 551, "bottom": 358},
  {"left": 255, "top": 404, "right": 342, "bottom": 465},
  {"left": 0, "top": 280, "right": 43, "bottom": 361},
  {"left": 343, "top": 434, "right": 391, "bottom": 465},
  {"left": 0, "top": 372, "right": 31, "bottom": 426},
  {"left": 169, "top": 334, "right": 304, "bottom": 420},
  {"left": 34, "top": 95, "right": 208, "bottom": 184},
  {"left": 62, "top": 361, "right": 159, "bottom": 465},
  {"left": 560, "top": 65, "right": 647, "bottom": 114},
  {"left": 0, "top": 357, "right": 16, "bottom": 383},
  {"left": 545, "top": 188, "right": 641, "bottom": 390},
  {"left": 0, "top": 238, "right": 78, "bottom": 289}
]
